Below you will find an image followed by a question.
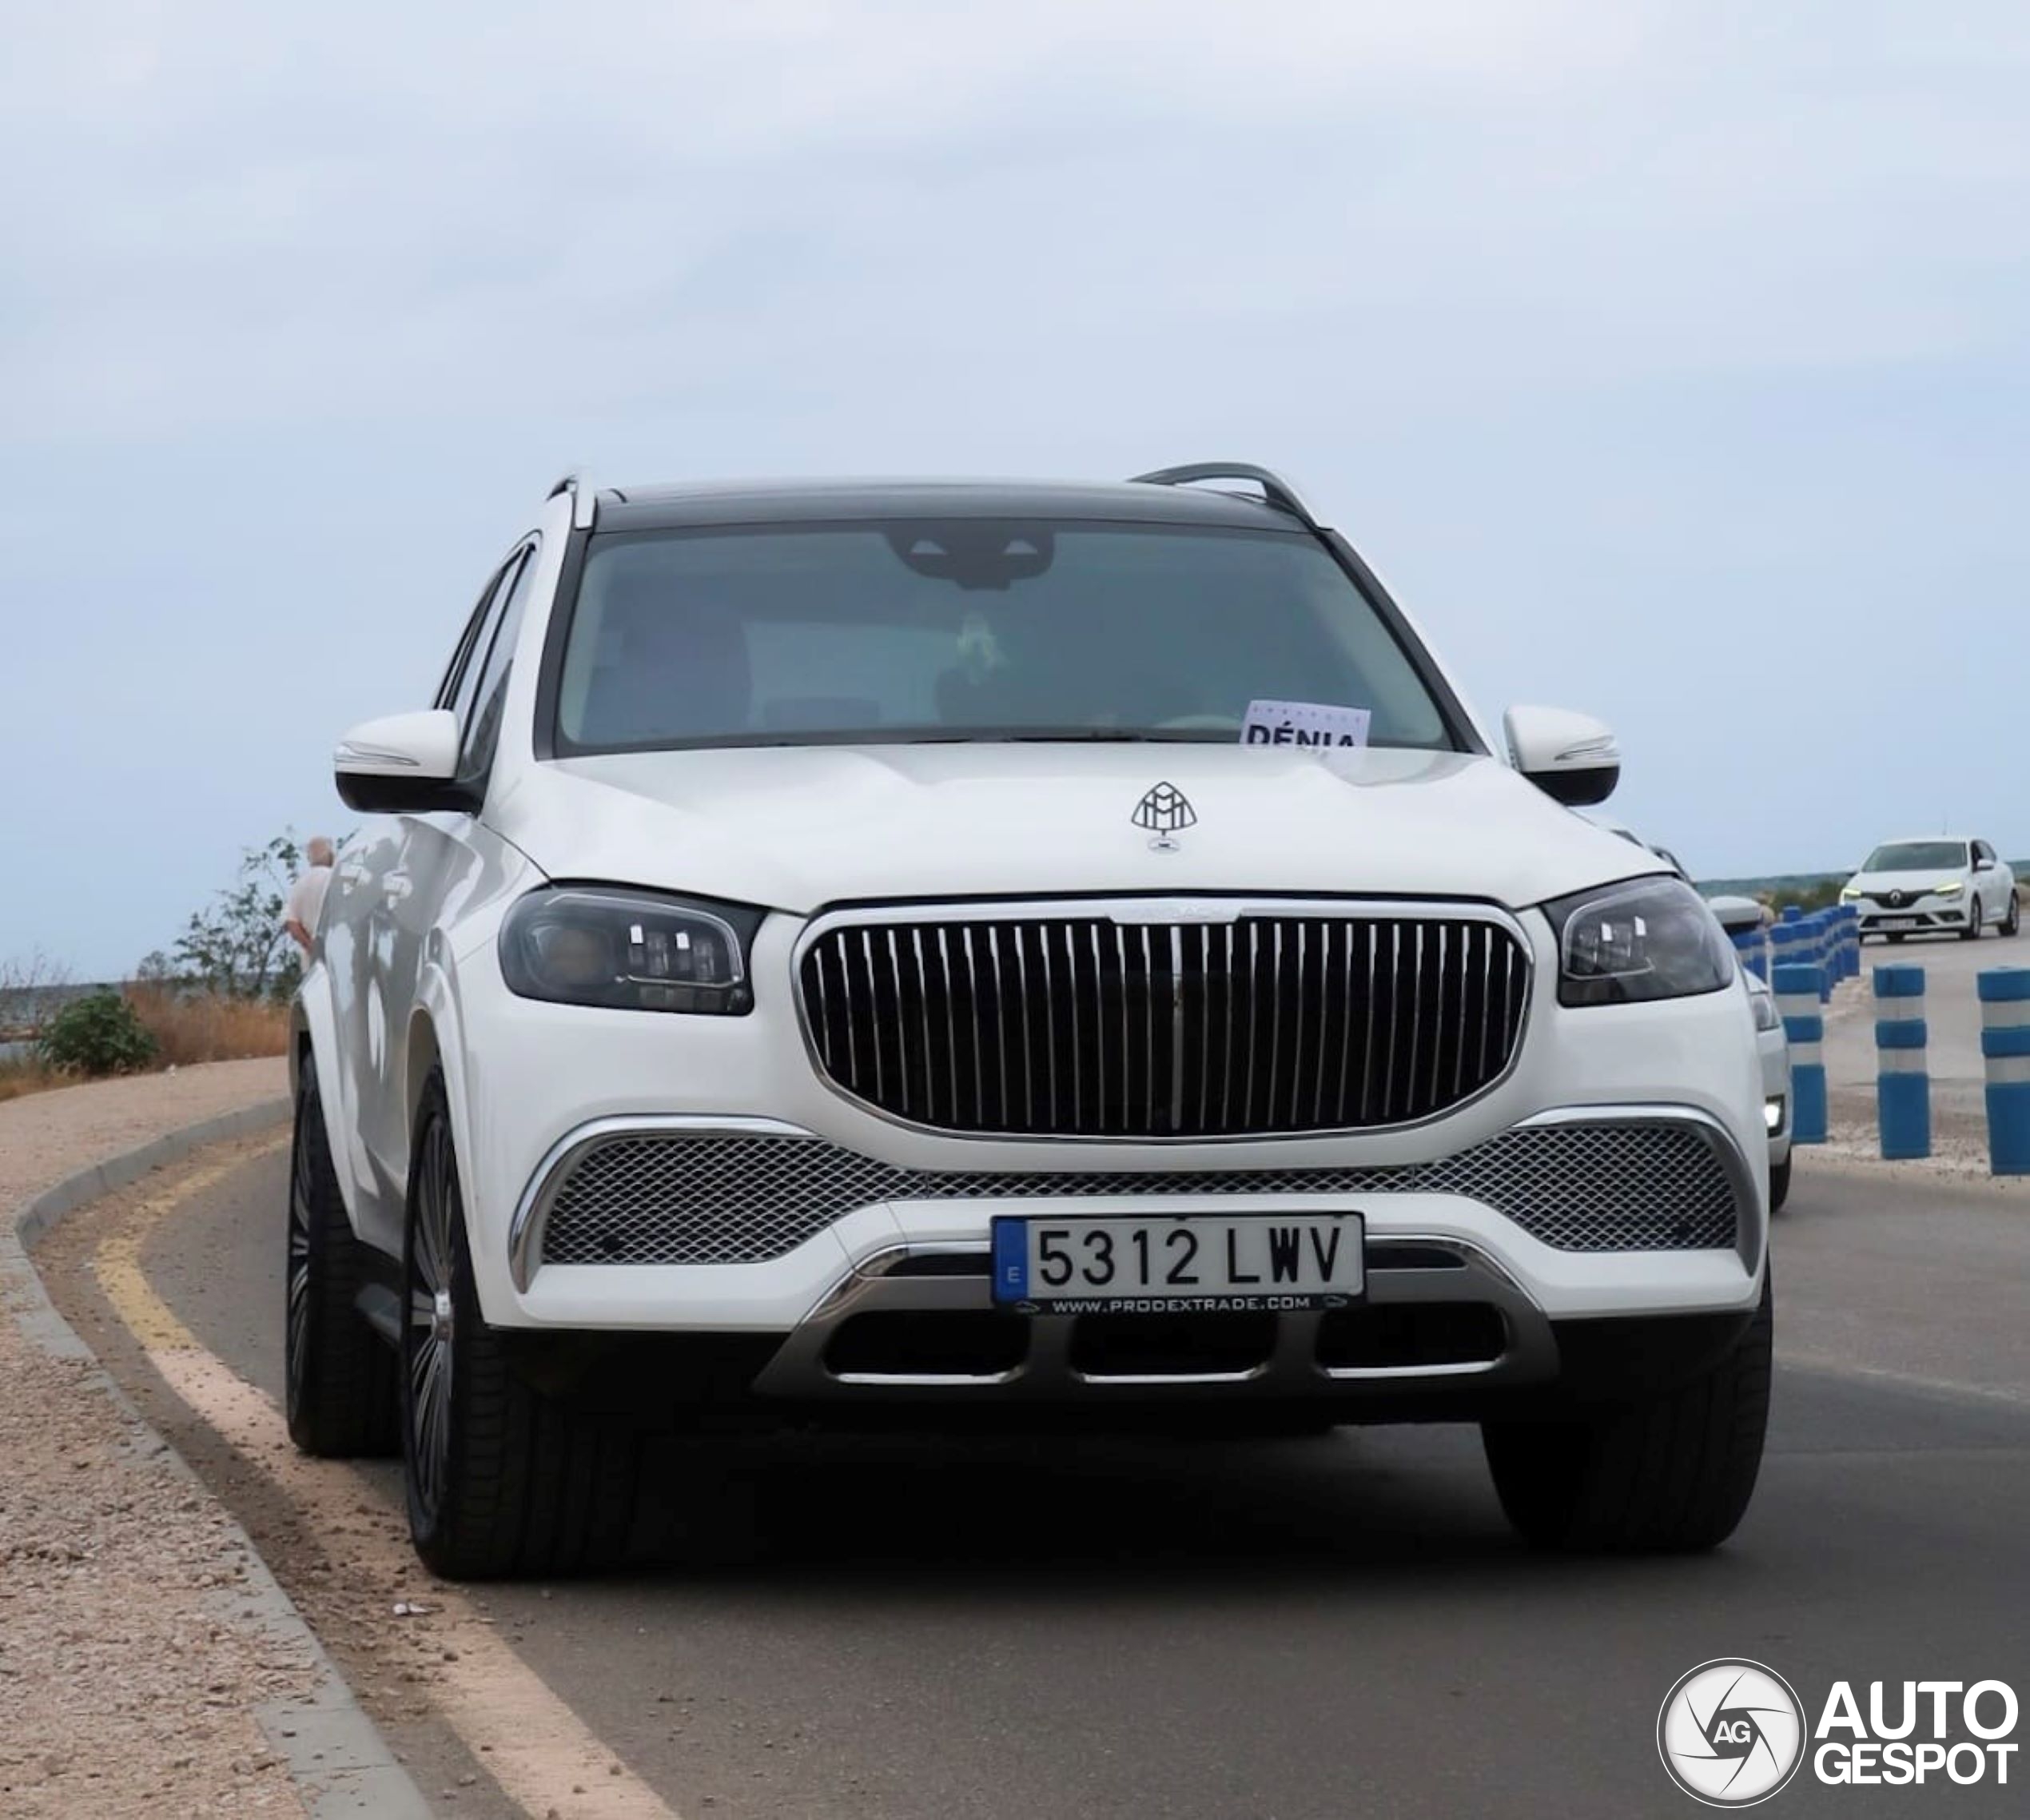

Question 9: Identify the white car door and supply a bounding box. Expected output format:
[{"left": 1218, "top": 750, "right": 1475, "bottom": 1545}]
[
  {"left": 356, "top": 544, "right": 539, "bottom": 1225},
  {"left": 320, "top": 820, "right": 400, "bottom": 1227},
  {"left": 1975, "top": 841, "right": 2004, "bottom": 922},
  {"left": 324, "top": 562, "right": 511, "bottom": 1250}
]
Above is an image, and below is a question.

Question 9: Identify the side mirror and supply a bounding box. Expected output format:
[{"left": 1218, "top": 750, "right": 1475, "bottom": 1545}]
[
  {"left": 1503, "top": 705, "right": 1621, "bottom": 807},
  {"left": 1975, "top": 856, "right": 1995, "bottom": 873},
  {"left": 334, "top": 711, "right": 474, "bottom": 814}
]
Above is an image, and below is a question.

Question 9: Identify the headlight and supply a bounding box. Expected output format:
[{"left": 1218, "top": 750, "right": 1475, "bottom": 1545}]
[
  {"left": 1932, "top": 880, "right": 1965, "bottom": 898},
  {"left": 1839, "top": 884, "right": 1861, "bottom": 902},
  {"left": 499, "top": 886, "right": 759, "bottom": 1014},
  {"left": 1748, "top": 981, "right": 1781, "bottom": 1032},
  {"left": 1542, "top": 876, "right": 1734, "bottom": 1008}
]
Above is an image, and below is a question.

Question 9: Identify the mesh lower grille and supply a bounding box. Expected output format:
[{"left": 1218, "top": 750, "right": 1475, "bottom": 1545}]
[{"left": 536, "top": 1121, "right": 1741, "bottom": 1267}]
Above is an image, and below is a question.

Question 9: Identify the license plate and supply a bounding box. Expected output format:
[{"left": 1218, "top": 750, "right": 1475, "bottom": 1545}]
[
  {"left": 991, "top": 1214, "right": 1363, "bottom": 1313},
  {"left": 1881, "top": 918, "right": 1920, "bottom": 930}
]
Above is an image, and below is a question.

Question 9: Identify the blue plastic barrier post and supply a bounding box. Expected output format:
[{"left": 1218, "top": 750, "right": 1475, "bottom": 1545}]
[
  {"left": 1781, "top": 905, "right": 1803, "bottom": 923},
  {"left": 1810, "top": 918, "right": 1843, "bottom": 1003},
  {"left": 1873, "top": 964, "right": 1929, "bottom": 1160},
  {"left": 1769, "top": 919, "right": 1800, "bottom": 978},
  {"left": 1775, "top": 962, "right": 1828, "bottom": 1144},
  {"left": 1977, "top": 969, "right": 2030, "bottom": 1175},
  {"left": 1844, "top": 906, "right": 1861, "bottom": 978},
  {"left": 1732, "top": 930, "right": 1766, "bottom": 982}
]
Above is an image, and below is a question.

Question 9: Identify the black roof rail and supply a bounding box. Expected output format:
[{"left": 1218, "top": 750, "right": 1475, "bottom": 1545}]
[
  {"left": 1128, "top": 462, "right": 1325, "bottom": 530},
  {"left": 546, "top": 469, "right": 597, "bottom": 529}
]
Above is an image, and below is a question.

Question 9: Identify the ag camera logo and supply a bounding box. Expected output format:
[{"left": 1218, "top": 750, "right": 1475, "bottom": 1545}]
[{"left": 1658, "top": 1659, "right": 1807, "bottom": 1806}]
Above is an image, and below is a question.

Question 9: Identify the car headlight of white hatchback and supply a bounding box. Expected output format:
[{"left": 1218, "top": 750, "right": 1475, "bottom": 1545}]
[
  {"left": 1543, "top": 877, "right": 1735, "bottom": 1009},
  {"left": 499, "top": 886, "right": 758, "bottom": 1014},
  {"left": 1932, "top": 880, "right": 1964, "bottom": 898}
]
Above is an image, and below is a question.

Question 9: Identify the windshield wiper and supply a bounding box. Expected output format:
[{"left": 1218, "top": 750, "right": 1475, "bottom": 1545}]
[
  {"left": 878, "top": 727, "right": 1234, "bottom": 746},
  {"left": 998, "top": 729, "right": 1228, "bottom": 743}
]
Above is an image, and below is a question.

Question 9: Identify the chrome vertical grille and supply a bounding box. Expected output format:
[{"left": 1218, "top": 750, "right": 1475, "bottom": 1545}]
[{"left": 798, "top": 907, "right": 1530, "bottom": 1137}]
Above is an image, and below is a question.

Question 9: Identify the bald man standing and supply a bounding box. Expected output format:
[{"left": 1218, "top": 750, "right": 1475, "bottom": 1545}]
[{"left": 284, "top": 836, "right": 336, "bottom": 957}]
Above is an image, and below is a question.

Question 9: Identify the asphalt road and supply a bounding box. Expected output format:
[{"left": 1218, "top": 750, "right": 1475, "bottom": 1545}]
[{"left": 76, "top": 1149, "right": 2030, "bottom": 1818}]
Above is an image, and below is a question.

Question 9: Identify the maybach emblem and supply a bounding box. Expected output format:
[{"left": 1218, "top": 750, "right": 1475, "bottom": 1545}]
[{"left": 1132, "top": 781, "right": 1197, "bottom": 842}]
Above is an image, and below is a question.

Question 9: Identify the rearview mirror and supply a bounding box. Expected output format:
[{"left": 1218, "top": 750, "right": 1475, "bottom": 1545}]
[
  {"left": 334, "top": 710, "right": 475, "bottom": 814},
  {"left": 1503, "top": 705, "right": 1621, "bottom": 807}
]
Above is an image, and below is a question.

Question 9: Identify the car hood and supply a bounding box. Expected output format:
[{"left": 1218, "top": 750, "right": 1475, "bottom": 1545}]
[
  {"left": 489, "top": 743, "right": 1659, "bottom": 914},
  {"left": 1849, "top": 868, "right": 1968, "bottom": 894}
]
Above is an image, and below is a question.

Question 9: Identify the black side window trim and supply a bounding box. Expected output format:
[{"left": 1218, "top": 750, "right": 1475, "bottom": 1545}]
[
  {"left": 435, "top": 564, "right": 511, "bottom": 711},
  {"left": 458, "top": 540, "right": 541, "bottom": 781}
]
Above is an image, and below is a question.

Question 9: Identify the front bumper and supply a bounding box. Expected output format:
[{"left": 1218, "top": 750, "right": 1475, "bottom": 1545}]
[
  {"left": 449, "top": 906, "right": 1769, "bottom": 1372},
  {"left": 1855, "top": 898, "right": 1971, "bottom": 935}
]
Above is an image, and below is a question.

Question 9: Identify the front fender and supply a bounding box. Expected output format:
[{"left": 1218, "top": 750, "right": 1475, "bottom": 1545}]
[
  {"left": 290, "top": 966, "right": 361, "bottom": 1235},
  {"left": 406, "top": 949, "right": 491, "bottom": 1308}
]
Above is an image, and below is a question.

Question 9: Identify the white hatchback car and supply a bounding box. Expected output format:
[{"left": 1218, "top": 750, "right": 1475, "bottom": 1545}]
[
  {"left": 1844, "top": 837, "right": 2019, "bottom": 943},
  {"left": 290, "top": 465, "right": 1769, "bottom": 1577}
]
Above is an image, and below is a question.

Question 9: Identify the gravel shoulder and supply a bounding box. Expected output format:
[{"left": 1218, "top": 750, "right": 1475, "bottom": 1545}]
[{"left": 0, "top": 1058, "right": 425, "bottom": 1818}]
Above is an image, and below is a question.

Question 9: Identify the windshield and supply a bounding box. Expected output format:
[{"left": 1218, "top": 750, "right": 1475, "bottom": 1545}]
[
  {"left": 550, "top": 520, "right": 1459, "bottom": 754},
  {"left": 1863, "top": 840, "right": 1968, "bottom": 873}
]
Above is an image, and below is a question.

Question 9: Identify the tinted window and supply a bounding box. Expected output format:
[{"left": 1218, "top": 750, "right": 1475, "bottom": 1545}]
[
  {"left": 460, "top": 545, "right": 538, "bottom": 778},
  {"left": 434, "top": 568, "right": 508, "bottom": 711},
  {"left": 444, "top": 560, "right": 520, "bottom": 735},
  {"left": 552, "top": 521, "right": 1455, "bottom": 753},
  {"left": 1864, "top": 841, "right": 1968, "bottom": 872}
]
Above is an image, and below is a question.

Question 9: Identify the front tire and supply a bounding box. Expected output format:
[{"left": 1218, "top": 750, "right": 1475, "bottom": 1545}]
[
  {"left": 1768, "top": 1153, "right": 1791, "bottom": 1213},
  {"left": 1962, "top": 900, "right": 1984, "bottom": 941},
  {"left": 401, "top": 1071, "right": 640, "bottom": 1579},
  {"left": 285, "top": 1053, "right": 399, "bottom": 1457},
  {"left": 1481, "top": 1274, "right": 1772, "bottom": 1553}
]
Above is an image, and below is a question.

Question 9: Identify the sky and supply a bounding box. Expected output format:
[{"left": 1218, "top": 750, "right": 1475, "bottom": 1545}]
[{"left": 3, "top": 0, "right": 2028, "bottom": 978}]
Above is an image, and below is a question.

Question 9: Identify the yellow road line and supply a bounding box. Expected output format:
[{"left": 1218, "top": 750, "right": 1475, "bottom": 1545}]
[
  {"left": 94, "top": 1141, "right": 687, "bottom": 1820},
  {"left": 95, "top": 1144, "right": 281, "bottom": 1353}
]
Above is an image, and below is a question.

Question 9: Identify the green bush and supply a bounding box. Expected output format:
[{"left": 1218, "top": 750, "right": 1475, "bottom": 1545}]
[
  {"left": 37, "top": 992, "right": 159, "bottom": 1077},
  {"left": 1780, "top": 879, "right": 1847, "bottom": 914}
]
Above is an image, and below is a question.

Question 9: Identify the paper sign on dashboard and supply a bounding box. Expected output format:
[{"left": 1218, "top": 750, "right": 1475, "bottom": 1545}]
[{"left": 1241, "top": 699, "right": 1372, "bottom": 749}]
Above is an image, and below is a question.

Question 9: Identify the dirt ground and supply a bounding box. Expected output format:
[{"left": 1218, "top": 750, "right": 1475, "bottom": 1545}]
[{"left": 0, "top": 1059, "right": 316, "bottom": 1818}]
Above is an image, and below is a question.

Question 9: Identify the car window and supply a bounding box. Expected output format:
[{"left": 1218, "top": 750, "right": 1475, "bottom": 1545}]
[
  {"left": 443, "top": 560, "right": 521, "bottom": 737},
  {"left": 1976, "top": 841, "right": 1995, "bottom": 864},
  {"left": 552, "top": 520, "right": 1456, "bottom": 754},
  {"left": 1863, "top": 840, "right": 1968, "bottom": 872},
  {"left": 740, "top": 620, "right": 957, "bottom": 729},
  {"left": 459, "top": 544, "right": 539, "bottom": 779},
  {"left": 435, "top": 565, "right": 510, "bottom": 713}
]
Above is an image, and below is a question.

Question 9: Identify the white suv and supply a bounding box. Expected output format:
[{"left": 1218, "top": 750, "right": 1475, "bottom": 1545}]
[
  {"left": 1843, "top": 837, "right": 2019, "bottom": 942},
  {"left": 289, "top": 464, "right": 1771, "bottom": 1578}
]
